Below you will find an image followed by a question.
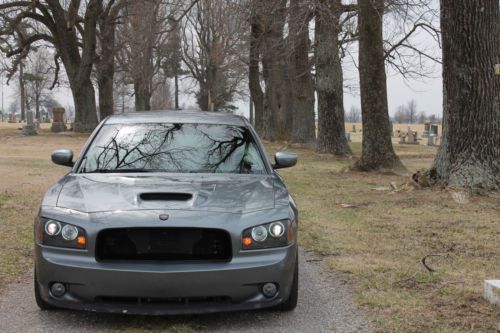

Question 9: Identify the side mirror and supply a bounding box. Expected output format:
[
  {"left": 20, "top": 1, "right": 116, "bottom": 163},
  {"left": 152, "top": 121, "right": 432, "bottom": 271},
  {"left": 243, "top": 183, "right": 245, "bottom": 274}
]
[
  {"left": 273, "top": 151, "right": 298, "bottom": 169},
  {"left": 51, "top": 149, "right": 74, "bottom": 167}
]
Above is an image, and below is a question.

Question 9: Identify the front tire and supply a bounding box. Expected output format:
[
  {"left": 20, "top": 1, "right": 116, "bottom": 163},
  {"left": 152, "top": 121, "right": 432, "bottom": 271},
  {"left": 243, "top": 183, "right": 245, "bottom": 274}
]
[
  {"left": 276, "top": 254, "right": 298, "bottom": 311},
  {"left": 34, "top": 271, "right": 56, "bottom": 311}
]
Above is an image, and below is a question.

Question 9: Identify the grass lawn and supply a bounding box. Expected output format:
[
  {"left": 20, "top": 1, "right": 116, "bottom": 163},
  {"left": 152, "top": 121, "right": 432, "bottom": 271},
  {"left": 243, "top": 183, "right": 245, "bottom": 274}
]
[{"left": 0, "top": 123, "right": 498, "bottom": 332}]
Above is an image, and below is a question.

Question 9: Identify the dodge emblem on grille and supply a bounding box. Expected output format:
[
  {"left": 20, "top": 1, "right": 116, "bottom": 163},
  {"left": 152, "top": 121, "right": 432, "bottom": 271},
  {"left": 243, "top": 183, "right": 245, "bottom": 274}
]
[{"left": 159, "top": 214, "right": 169, "bottom": 221}]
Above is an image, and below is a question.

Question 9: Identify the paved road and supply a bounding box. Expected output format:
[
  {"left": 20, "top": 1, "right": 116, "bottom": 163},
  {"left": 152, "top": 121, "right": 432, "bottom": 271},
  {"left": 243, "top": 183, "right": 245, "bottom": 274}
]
[{"left": 0, "top": 249, "right": 372, "bottom": 333}]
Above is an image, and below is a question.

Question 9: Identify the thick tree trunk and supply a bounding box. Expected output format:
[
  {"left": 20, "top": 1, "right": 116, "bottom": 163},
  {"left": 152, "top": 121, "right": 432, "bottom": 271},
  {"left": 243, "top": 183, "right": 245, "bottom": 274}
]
[
  {"left": 72, "top": 78, "right": 98, "bottom": 132},
  {"left": 98, "top": 71, "right": 114, "bottom": 119},
  {"left": 134, "top": 80, "right": 152, "bottom": 111},
  {"left": 432, "top": 0, "right": 500, "bottom": 192},
  {"left": 97, "top": 16, "right": 116, "bottom": 120},
  {"left": 261, "top": 0, "right": 291, "bottom": 141},
  {"left": 356, "top": 0, "right": 402, "bottom": 170},
  {"left": 45, "top": 0, "right": 100, "bottom": 132},
  {"left": 315, "top": 0, "right": 351, "bottom": 155},
  {"left": 289, "top": 0, "right": 316, "bottom": 145},
  {"left": 249, "top": 10, "right": 265, "bottom": 134}
]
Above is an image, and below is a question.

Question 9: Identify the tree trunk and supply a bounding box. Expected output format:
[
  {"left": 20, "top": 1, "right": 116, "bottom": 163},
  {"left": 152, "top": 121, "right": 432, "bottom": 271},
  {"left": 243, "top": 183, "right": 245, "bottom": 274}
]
[
  {"left": 72, "top": 77, "right": 98, "bottom": 132},
  {"left": 97, "top": 15, "right": 116, "bottom": 120},
  {"left": 19, "top": 61, "right": 25, "bottom": 122},
  {"left": 432, "top": 0, "right": 500, "bottom": 192},
  {"left": 261, "top": 0, "right": 291, "bottom": 141},
  {"left": 174, "top": 74, "right": 180, "bottom": 110},
  {"left": 356, "top": 0, "right": 402, "bottom": 170},
  {"left": 249, "top": 9, "right": 265, "bottom": 133},
  {"left": 315, "top": 0, "right": 351, "bottom": 155},
  {"left": 35, "top": 93, "right": 40, "bottom": 121},
  {"left": 289, "top": 0, "right": 316, "bottom": 145},
  {"left": 134, "top": 80, "right": 152, "bottom": 111}
]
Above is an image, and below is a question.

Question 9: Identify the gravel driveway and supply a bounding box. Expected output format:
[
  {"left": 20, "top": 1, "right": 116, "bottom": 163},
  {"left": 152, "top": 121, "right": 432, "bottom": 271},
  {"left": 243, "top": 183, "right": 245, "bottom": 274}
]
[{"left": 0, "top": 249, "right": 372, "bottom": 333}]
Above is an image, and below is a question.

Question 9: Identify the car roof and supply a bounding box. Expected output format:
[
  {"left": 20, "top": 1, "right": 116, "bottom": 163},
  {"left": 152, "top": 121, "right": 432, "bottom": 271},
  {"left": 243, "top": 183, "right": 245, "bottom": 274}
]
[{"left": 104, "top": 111, "right": 248, "bottom": 126}]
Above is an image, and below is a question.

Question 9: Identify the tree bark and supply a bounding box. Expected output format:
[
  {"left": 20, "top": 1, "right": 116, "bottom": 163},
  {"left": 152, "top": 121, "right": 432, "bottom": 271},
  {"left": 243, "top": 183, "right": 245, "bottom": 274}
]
[
  {"left": 174, "top": 74, "right": 180, "bottom": 110},
  {"left": 72, "top": 77, "right": 98, "bottom": 132},
  {"left": 35, "top": 92, "right": 40, "bottom": 121},
  {"left": 432, "top": 0, "right": 500, "bottom": 192},
  {"left": 356, "top": 0, "right": 402, "bottom": 170},
  {"left": 258, "top": 0, "right": 292, "bottom": 141},
  {"left": 315, "top": 0, "right": 352, "bottom": 155},
  {"left": 19, "top": 61, "right": 25, "bottom": 122},
  {"left": 249, "top": 7, "right": 265, "bottom": 133},
  {"left": 134, "top": 79, "right": 152, "bottom": 111},
  {"left": 46, "top": 0, "right": 99, "bottom": 132},
  {"left": 97, "top": 14, "right": 117, "bottom": 120},
  {"left": 289, "top": 0, "right": 316, "bottom": 145}
]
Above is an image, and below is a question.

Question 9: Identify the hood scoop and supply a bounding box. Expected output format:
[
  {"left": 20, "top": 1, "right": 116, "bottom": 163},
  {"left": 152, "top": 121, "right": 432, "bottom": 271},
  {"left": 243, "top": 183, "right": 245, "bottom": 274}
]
[{"left": 140, "top": 192, "right": 193, "bottom": 201}]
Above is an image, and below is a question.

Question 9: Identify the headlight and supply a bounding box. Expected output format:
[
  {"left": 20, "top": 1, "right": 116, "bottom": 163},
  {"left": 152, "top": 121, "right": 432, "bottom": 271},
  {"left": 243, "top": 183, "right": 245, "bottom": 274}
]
[
  {"left": 242, "top": 220, "right": 293, "bottom": 250},
  {"left": 37, "top": 218, "right": 87, "bottom": 249}
]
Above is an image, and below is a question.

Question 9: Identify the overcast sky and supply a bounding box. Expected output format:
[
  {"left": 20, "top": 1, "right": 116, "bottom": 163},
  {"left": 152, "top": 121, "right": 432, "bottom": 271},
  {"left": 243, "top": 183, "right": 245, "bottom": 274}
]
[{"left": 1, "top": 2, "right": 443, "bottom": 120}]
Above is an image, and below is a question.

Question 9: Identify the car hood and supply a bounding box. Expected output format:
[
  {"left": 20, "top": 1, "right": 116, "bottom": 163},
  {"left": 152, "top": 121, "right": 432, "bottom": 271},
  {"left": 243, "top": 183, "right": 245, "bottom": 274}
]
[{"left": 55, "top": 173, "right": 277, "bottom": 214}]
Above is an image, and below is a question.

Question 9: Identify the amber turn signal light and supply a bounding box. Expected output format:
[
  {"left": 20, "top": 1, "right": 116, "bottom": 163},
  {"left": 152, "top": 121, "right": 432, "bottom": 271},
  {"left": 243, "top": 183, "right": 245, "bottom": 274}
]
[
  {"left": 76, "top": 236, "right": 86, "bottom": 247},
  {"left": 242, "top": 236, "right": 253, "bottom": 247}
]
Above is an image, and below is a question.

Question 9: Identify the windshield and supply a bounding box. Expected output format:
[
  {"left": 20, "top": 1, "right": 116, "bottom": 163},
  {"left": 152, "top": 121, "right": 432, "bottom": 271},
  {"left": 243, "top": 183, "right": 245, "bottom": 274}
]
[{"left": 78, "top": 123, "right": 267, "bottom": 174}]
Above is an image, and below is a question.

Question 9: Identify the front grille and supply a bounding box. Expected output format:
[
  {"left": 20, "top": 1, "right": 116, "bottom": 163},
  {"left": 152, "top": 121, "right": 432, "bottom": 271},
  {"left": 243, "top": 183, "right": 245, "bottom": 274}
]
[{"left": 96, "top": 228, "right": 232, "bottom": 262}]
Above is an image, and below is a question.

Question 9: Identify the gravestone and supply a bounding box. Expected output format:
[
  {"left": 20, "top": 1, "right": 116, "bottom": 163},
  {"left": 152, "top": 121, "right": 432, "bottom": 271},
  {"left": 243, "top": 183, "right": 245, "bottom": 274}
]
[
  {"left": 51, "top": 108, "right": 67, "bottom": 133},
  {"left": 423, "top": 123, "right": 431, "bottom": 138},
  {"left": 427, "top": 134, "right": 436, "bottom": 146},
  {"left": 430, "top": 124, "right": 439, "bottom": 136},
  {"left": 399, "top": 128, "right": 420, "bottom": 145},
  {"left": 345, "top": 132, "right": 351, "bottom": 142},
  {"left": 22, "top": 110, "right": 37, "bottom": 135},
  {"left": 352, "top": 125, "right": 356, "bottom": 133}
]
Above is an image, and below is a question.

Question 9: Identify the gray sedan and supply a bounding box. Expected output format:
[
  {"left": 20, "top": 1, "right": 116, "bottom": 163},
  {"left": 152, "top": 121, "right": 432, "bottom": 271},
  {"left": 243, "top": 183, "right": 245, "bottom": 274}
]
[{"left": 34, "top": 111, "right": 299, "bottom": 315}]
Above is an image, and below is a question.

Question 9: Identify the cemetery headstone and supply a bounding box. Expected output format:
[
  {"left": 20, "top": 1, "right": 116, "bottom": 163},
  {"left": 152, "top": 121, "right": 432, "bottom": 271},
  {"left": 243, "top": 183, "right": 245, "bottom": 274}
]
[
  {"left": 22, "top": 110, "right": 37, "bottom": 135},
  {"left": 51, "top": 108, "right": 67, "bottom": 133}
]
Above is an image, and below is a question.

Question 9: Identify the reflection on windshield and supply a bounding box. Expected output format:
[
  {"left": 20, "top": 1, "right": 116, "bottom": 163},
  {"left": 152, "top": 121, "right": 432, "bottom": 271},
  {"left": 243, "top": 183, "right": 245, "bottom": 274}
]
[{"left": 79, "top": 123, "right": 266, "bottom": 174}]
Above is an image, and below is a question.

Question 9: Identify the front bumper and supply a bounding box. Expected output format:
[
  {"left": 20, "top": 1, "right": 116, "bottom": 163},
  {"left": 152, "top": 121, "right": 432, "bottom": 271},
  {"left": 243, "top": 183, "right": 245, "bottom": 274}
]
[{"left": 35, "top": 243, "right": 297, "bottom": 315}]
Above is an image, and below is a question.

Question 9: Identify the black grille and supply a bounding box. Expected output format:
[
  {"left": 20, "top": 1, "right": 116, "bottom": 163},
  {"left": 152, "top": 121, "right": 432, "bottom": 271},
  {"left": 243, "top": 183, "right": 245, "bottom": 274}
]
[{"left": 96, "top": 228, "right": 232, "bottom": 262}]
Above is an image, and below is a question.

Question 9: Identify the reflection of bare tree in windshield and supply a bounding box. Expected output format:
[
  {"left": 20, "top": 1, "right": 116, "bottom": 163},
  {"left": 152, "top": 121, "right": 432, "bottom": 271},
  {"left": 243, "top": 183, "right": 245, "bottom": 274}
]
[
  {"left": 85, "top": 124, "right": 186, "bottom": 172},
  {"left": 79, "top": 123, "right": 265, "bottom": 174},
  {"left": 199, "top": 126, "right": 250, "bottom": 172}
]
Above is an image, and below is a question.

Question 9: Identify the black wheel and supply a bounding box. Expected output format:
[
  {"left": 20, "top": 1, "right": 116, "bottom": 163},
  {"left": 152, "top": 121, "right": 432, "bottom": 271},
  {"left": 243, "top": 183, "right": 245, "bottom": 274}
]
[
  {"left": 34, "top": 271, "right": 56, "bottom": 311},
  {"left": 276, "top": 254, "right": 298, "bottom": 311}
]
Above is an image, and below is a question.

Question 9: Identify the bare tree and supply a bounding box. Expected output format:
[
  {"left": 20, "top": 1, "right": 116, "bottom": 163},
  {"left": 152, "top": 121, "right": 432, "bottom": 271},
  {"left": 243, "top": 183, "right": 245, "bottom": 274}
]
[
  {"left": 288, "top": 0, "right": 315, "bottom": 145},
  {"left": 95, "top": 0, "right": 128, "bottom": 119},
  {"left": 315, "top": 0, "right": 355, "bottom": 155},
  {"left": 181, "top": 0, "right": 247, "bottom": 112},
  {"left": 356, "top": 0, "right": 403, "bottom": 170},
  {"left": 346, "top": 105, "right": 361, "bottom": 123},
  {"left": 248, "top": 0, "right": 264, "bottom": 132},
  {"left": 116, "top": 0, "right": 198, "bottom": 111},
  {"left": 23, "top": 48, "right": 53, "bottom": 121},
  {"left": 265, "top": 1, "right": 293, "bottom": 140},
  {"left": 432, "top": 0, "right": 499, "bottom": 192},
  {"left": 0, "top": 0, "right": 102, "bottom": 132},
  {"left": 162, "top": 23, "right": 186, "bottom": 110}
]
